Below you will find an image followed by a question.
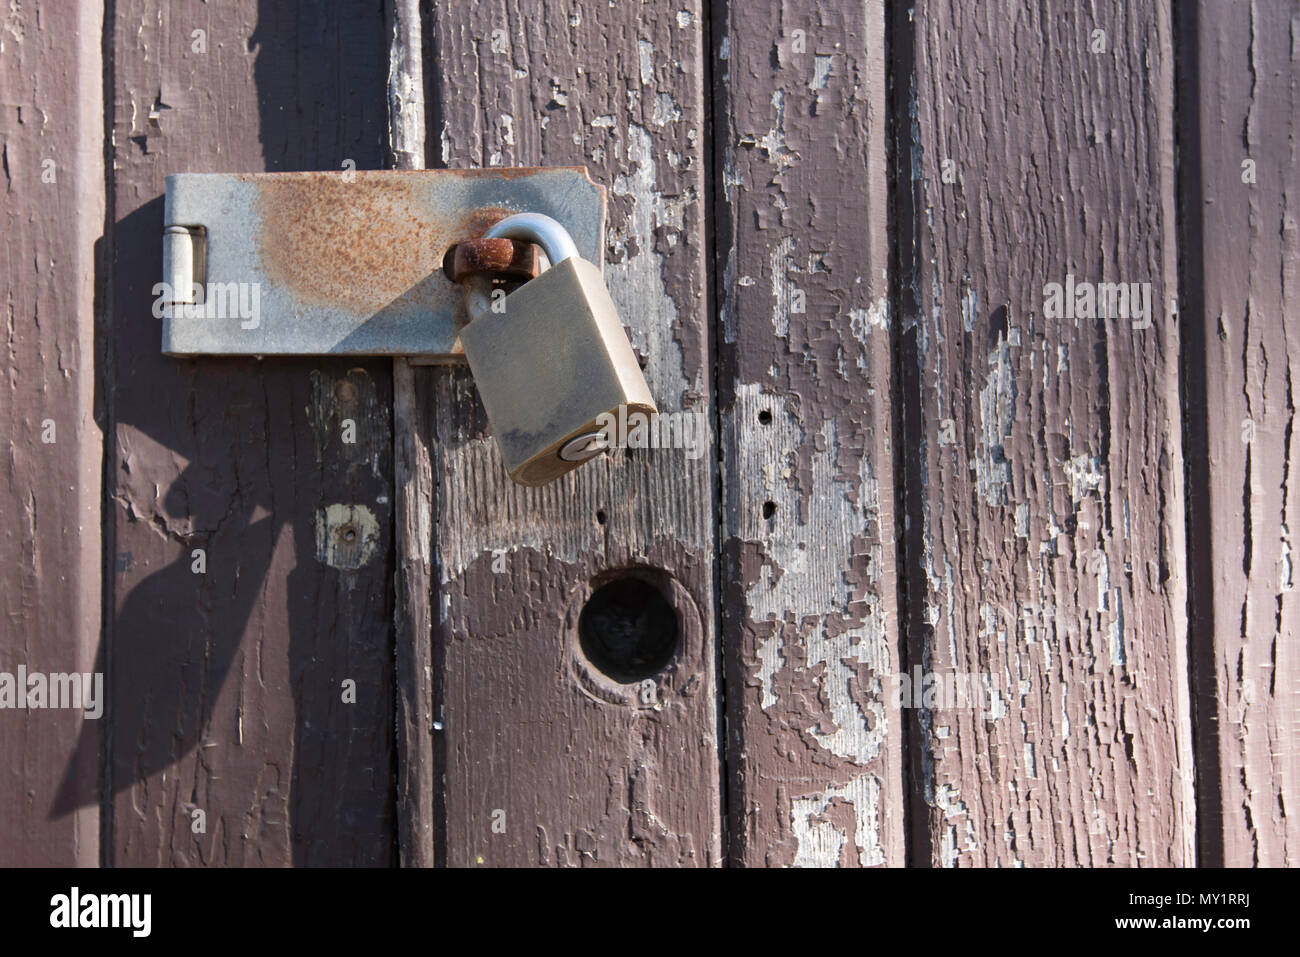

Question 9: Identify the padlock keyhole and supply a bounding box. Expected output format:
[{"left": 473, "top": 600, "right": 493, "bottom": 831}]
[{"left": 578, "top": 577, "right": 678, "bottom": 684}]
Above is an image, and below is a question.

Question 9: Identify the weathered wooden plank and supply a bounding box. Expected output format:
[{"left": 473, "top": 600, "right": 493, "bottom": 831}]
[
  {"left": 0, "top": 0, "right": 104, "bottom": 867},
  {"left": 388, "top": 0, "right": 437, "bottom": 867},
  {"left": 1180, "top": 0, "right": 1300, "bottom": 867},
  {"left": 102, "top": 0, "right": 396, "bottom": 865},
  {"left": 714, "top": 2, "right": 904, "bottom": 866},
  {"left": 895, "top": 0, "right": 1195, "bottom": 865},
  {"left": 428, "top": 0, "right": 720, "bottom": 866}
]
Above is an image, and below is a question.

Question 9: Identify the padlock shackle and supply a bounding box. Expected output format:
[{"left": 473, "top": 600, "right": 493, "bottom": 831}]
[{"left": 484, "top": 213, "right": 579, "bottom": 268}]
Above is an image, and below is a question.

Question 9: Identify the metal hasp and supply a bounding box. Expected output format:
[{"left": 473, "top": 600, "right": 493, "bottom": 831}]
[{"left": 160, "top": 168, "right": 606, "bottom": 359}]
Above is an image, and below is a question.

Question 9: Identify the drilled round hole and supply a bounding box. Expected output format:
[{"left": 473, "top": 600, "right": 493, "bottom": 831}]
[
  {"left": 339, "top": 524, "right": 359, "bottom": 544},
  {"left": 758, "top": 409, "right": 772, "bottom": 424},
  {"left": 762, "top": 501, "right": 777, "bottom": 519},
  {"left": 578, "top": 577, "right": 678, "bottom": 684}
]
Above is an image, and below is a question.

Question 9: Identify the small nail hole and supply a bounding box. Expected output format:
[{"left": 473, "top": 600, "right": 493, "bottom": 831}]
[
  {"left": 758, "top": 409, "right": 772, "bottom": 424},
  {"left": 762, "top": 501, "right": 777, "bottom": 520}
]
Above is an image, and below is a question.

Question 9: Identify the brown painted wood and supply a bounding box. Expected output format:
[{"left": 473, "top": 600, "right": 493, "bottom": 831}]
[
  {"left": 426, "top": 0, "right": 721, "bottom": 866},
  {"left": 894, "top": 0, "right": 1196, "bottom": 865},
  {"left": 0, "top": 0, "right": 104, "bottom": 867},
  {"left": 388, "top": 0, "right": 437, "bottom": 867},
  {"left": 1180, "top": 0, "right": 1300, "bottom": 867},
  {"left": 101, "top": 0, "right": 396, "bottom": 865},
  {"left": 714, "top": 2, "right": 904, "bottom": 866},
  {"left": 10, "top": 0, "right": 1298, "bottom": 871}
]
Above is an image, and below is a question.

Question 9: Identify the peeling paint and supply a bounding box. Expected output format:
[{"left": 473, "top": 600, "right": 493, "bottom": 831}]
[
  {"left": 748, "top": 89, "right": 798, "bottom": 171},
  {"left": 810, "top": 55, "right": 833, "bottom": 91},
  {"left": 975, "top": 331, "right": 1016, "bottom": 506},
  {"left": 791, "top": 773, "right": 884, "bottom": 867},
  {"left": 1065, "top": 454, "right": 1105, "bottom": 504},
  {"left": 768, "top": 236, "right": 796, "bottom": 338},
  {"left": 740, "top": 387, "right": 889, "bottom": 765},
  {"left": 637, "top": 39, "right": 655, "bottom": 86},
  {"left": 315, "top": 503, "right": 380, "bottom": 570},
  {"left": 608, "top": 123, "right": 698, "bottom": 404},
  {"left": 849, "top": 298, "right": 889, "bottom": 340},
  {"left": 652, "top": 92, "right": 682, "bottom": 127},
  {"left": 756, "top": 630, "right": 783, "bottom": 710},
  {"left": 721, "top": 0, "right": 898, "bottom": 868}
]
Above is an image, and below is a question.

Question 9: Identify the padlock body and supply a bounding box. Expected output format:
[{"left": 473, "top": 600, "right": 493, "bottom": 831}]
[{"left": 460, "top": 256, "right": 656, "bottom": 486}]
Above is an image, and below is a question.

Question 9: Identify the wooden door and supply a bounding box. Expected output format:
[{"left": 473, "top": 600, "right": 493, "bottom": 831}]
[{"left": 1, "top": 0, "right": 1296, "bottom": 868}]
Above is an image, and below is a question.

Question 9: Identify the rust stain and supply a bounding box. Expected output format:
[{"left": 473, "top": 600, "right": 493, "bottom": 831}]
[
  {"left": 257, "top": 175, "right": 444, "bottom": 312},
  {"left": 442, "top": 237, "right": 539, "bottom": 283},
  {"left": 253, "top": 174, "right": 530, "bottom": 314},
  {"left": 463, "top": 204, "right": 515, "bottom": 236}
]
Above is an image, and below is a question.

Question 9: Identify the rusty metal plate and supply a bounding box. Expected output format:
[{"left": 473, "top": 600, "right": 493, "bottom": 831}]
[{"left": 160, "top": 168, "right": 605, "bottom": 359}]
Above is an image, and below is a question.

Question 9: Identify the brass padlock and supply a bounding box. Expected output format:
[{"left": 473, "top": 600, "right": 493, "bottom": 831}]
[{"left": 457, "top": 213, "right": 657, "bottom": 487}]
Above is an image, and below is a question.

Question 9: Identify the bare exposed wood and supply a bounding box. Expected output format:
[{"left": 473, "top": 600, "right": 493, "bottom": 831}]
[
  {"left": 387, "top": 0, "right": 426, "bottom": 171},
  {"left": 0, "top": 0, "right": 104, "bottom": 867},
  {"left": 393, "top": 357, "right": 436, "bottom": 867},
  {"left": 387, "top": 0, "right": 436, "bottom": 868},
  {"left": 104, "top": 1, "right": 396, "bottom": 865},
  {"left": 714, "top": 1, "right": 904, "bottom": 866},
  {"left": 894, "top": 0, "right": 1195, "bottom": 865},
  {"left": 1181, "top": 0, "right": 1300, "bottom": 867},
  {"left": 427, "top": 0, "right": 721, "bottom": 866}
]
